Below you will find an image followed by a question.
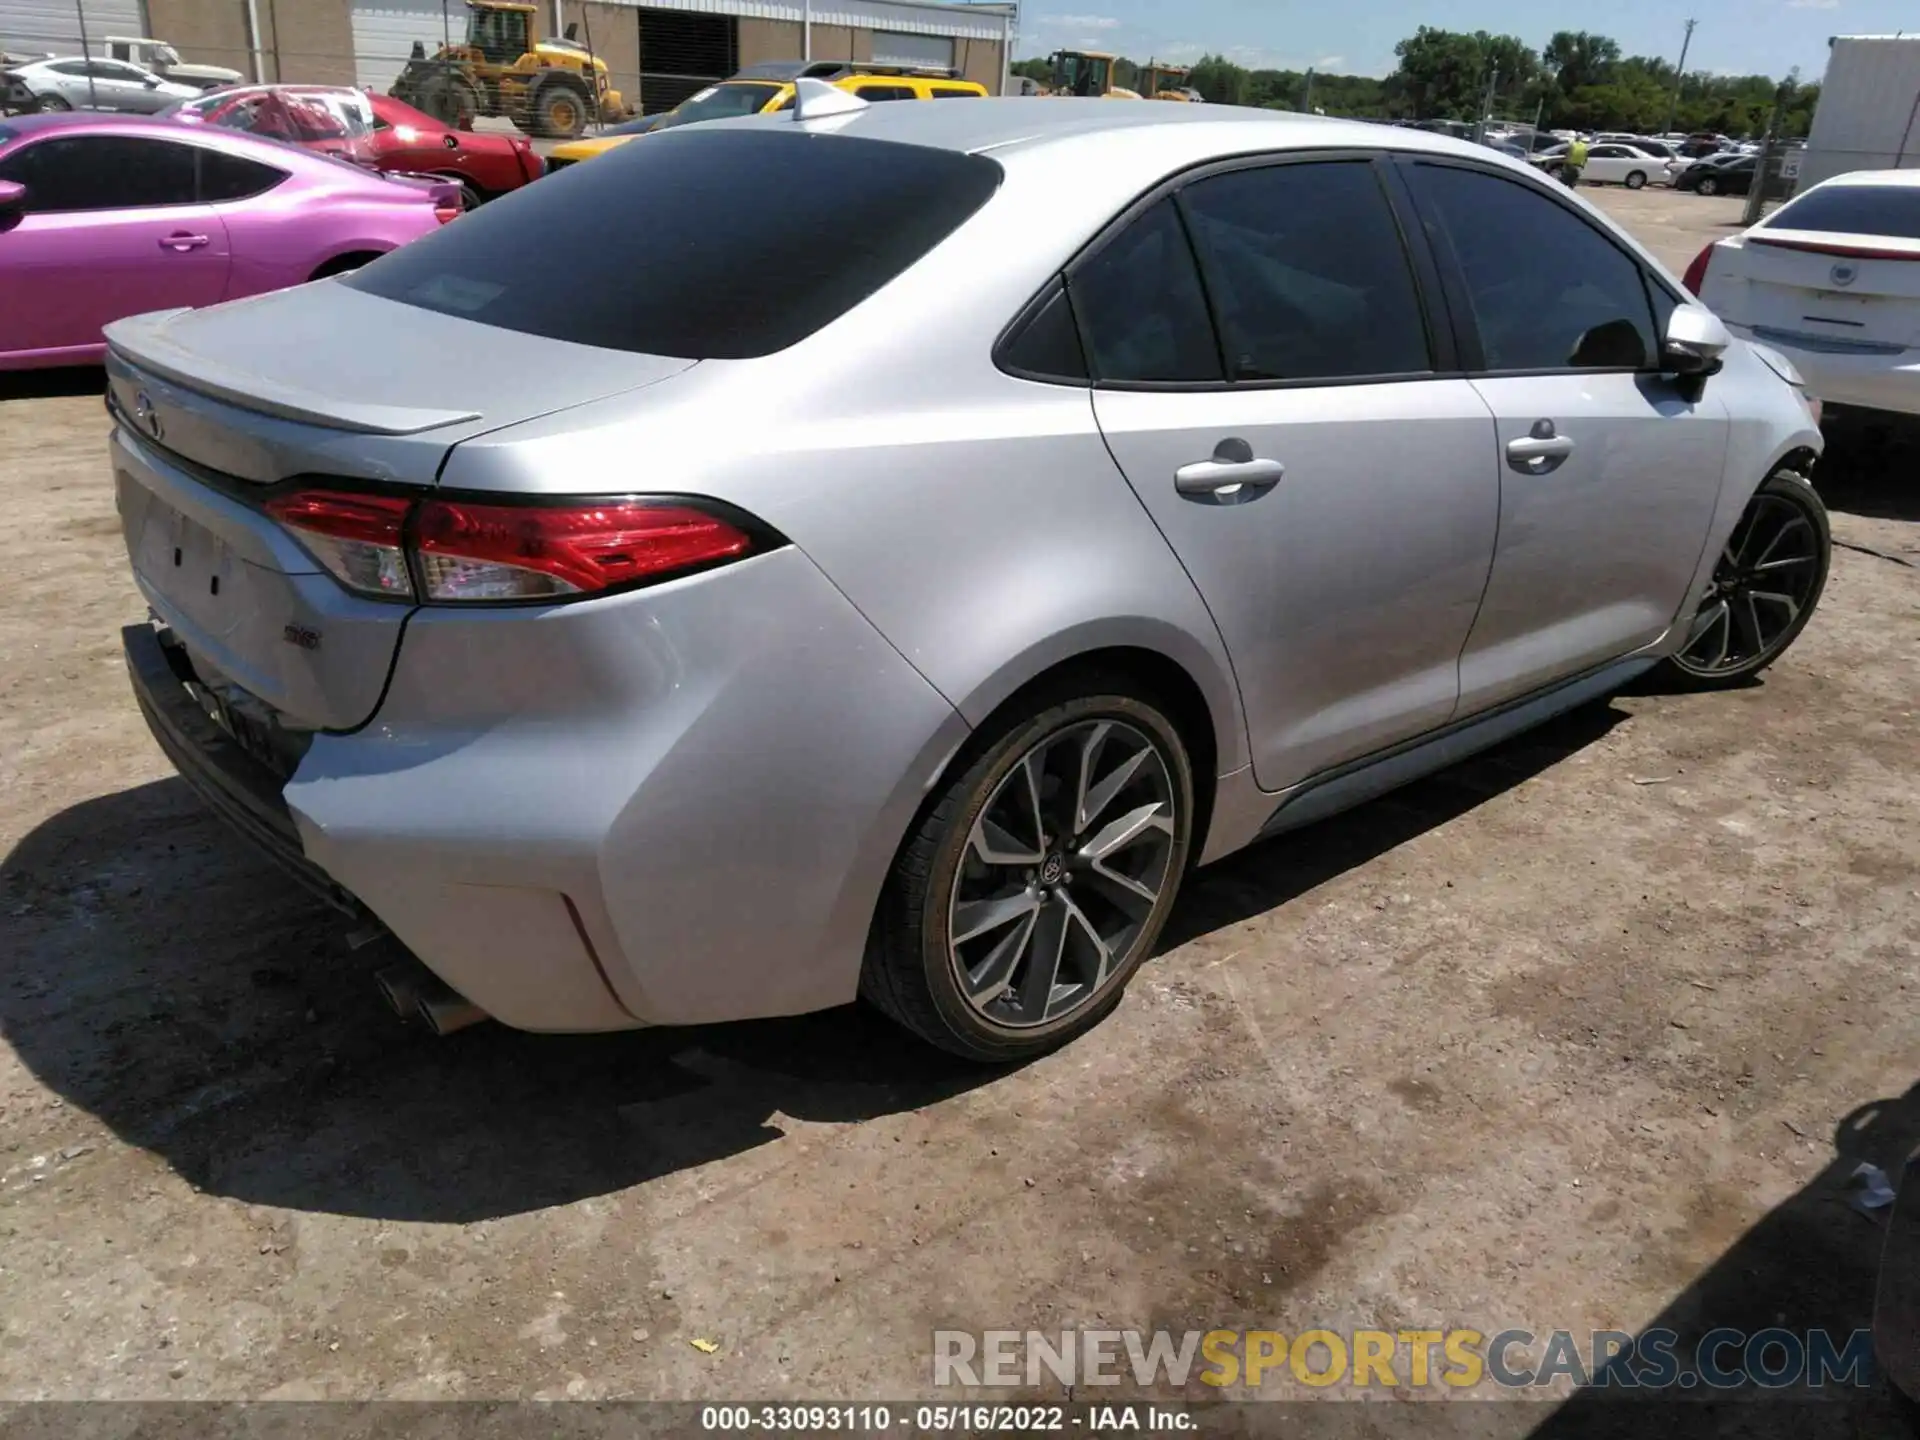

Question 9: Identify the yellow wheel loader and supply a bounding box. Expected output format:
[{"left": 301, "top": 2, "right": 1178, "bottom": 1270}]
[{"left": 390, "top": 0, "right": 629, "bottom": 140}]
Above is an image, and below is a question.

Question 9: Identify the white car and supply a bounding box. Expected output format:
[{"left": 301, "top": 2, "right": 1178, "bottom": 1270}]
[
  {"left": 1534, "top": 142, "right": 1678, "bottom": 189},
  {"left": 1689, "top": 169, "right": 1920, "bottom": 420},
  {"left": 1, "top": 55, "right": 201, "bottom": 113}
]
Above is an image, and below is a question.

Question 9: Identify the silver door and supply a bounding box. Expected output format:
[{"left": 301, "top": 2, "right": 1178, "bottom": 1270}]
[
  {"left": 1401, "top": 159, "right": 1731, "bottom": 714},
  {"left": 1078, "top": 161, "right": 1501, "bottom": 792}
]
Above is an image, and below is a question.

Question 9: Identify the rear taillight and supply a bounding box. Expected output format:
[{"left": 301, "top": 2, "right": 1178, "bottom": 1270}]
[
  {"left": 265, "top": 490, "right": 414, "bottom": 599},
  {"left": 434, "top": 204, "right": 461, "bottom": 224},
  {"left": 265, "top": 490, "right": 764, "bottom": 604},
  {"left": 1682, "top": 242, "right": 1715, "bottom": 296}
]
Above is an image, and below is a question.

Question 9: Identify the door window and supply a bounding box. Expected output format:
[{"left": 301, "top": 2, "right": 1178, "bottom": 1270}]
[
  {"left": 1067, "top": 198, "right": 1221, "bottom": 383},
  {"left": 1178, "top": 160, "right": 1432, "bottom": 381},
  {"left": 0, "top": 136, "right": 200, "bottom": 211},
  {"left": 853, "top": 83, "right": 918, "bottom": 101},
  {"left": 1407, "top": 163, "right": 1662, "bottom": 371}
]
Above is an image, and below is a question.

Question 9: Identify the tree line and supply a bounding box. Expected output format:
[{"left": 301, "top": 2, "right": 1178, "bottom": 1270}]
[{"left": 1013, "top": 27, "right": 1821, "bottom": 138}]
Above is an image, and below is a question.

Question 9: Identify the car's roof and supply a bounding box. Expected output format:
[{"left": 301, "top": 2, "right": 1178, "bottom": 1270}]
[
  {"left": 1810, "top": 167, "right": 1920, "bottom": 190},
  {"left": 717, "top": 94, "right": 1484, "bottom": 164}
]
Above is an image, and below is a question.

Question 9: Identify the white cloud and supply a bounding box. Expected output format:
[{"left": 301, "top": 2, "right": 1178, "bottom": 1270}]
[
  {"left": 1037, "top": 12, "right": 1122, "bottom": 28},
  {"left": 1314, "top": 55, "right": 1346, "bottom": 70}
]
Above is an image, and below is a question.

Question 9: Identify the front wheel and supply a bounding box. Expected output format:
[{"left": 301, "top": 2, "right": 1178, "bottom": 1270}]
[
  {"left": 1697, "top": 175, "right": 1721, "bottom": 196},
  {"left": 1658, "top": 470, "right": 1830, "bottom": 689},
  {"left": 530, "top": 81, "right": 589, "bottom": 139},
  {"left": 35, "top": 94, "right": 71, "bottom": 112},
  {"left": 1625, "top": 170, "right": 1648, "bottom": 190},
  {"left": 862, "top": 685, "right": 1194, "bottom": 1062}
]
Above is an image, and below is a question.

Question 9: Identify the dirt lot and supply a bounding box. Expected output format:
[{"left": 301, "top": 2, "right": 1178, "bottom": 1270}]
[{"left": 1, "top": 187, "right": 1917, "bottom": 1422}]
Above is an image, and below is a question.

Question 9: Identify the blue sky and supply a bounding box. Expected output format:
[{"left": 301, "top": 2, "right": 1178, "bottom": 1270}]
[{"left": 1017, "top": 0, "right": 1913, "bottom": 82}]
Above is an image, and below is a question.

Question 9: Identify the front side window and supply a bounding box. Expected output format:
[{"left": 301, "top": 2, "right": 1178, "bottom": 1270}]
[
  {"left": 1407, "top": 163, "right": 1660, "bottom": 371},
  {"left": 0, "top": 135, "right": 198, "bottom": 211},
  {"left": 1068, "top": 198, "right": 1220, "bottom": 383},
  {"left": 346, "top": 128, "right": 1003, "bottom": 358},
  {"left": 1179, "top": 160, "right": 1431, "bottom": 382}
]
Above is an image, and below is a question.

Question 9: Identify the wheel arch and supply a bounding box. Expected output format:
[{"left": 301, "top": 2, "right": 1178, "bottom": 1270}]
[{"left": 308, "top": 247, "right": 390, "bottom": 281}]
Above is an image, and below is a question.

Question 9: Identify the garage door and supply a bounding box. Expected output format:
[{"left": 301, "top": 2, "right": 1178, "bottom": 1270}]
[
  {"left": 0, "top": 0, "right": 145, "bottom": 56},
  {"left": 870, "top": 30, "right": 953, "bottom": 71},
  {"left": 351, "top": 0, "right": 465, "bottom": 96}
]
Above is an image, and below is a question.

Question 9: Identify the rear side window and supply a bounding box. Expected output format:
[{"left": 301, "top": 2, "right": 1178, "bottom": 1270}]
[
  {"left": 0, "top": 135, "right": 198, "bottom": 210},
  {"left": 1407, "top": 163, "right": 1659, "bottom": 372},
  {"left": 1179, "top": 161, "right": 1431, "bottom": 381},
  {"left": 1767, "top": 185, "right": 1920, "bottom": 241},
  {"left": 855, "top": 84, "right": 918, "bottom": 101},
  {"left": 1068, "top": 198, "right": 1221, "bottom": 383},
  {"left": 930, "top": 87, "right": 980, "bottom": 98},
  {"left": 197, "top": 148, "right": 287, "bottom": 202},
  {"left": 346, "top": 129, "right": 1002, "bottom": 359}
]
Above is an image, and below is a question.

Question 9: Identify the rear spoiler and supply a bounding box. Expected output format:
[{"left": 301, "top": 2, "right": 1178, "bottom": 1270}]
[{"left": 104, "top": 309, "right": 483, "bottom": 436}]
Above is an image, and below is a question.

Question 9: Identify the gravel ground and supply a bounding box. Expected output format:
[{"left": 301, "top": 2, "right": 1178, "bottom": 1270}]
[{"left": 0, "top": 187, "right": 1915, "bottom": 1426}]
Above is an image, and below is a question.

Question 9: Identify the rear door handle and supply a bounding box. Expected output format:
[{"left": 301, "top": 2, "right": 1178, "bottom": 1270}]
[
  {"left": 1175, "top": 438, "right": 1284, "bottom": 503},
  {"left": 160, "top": 233, "right": 210, "bottom": 252}
]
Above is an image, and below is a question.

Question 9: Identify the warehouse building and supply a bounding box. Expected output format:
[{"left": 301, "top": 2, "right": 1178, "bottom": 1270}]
[{"left": 1, "top": 0, "right": 1017, "bottom": 110}]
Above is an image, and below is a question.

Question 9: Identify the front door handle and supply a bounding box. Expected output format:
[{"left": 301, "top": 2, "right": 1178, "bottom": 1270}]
[
  {"left": 1506, "top": 420, "right": 1575, "bottom": 474},
  {"left": 159, "top": 233, "right": 210, "bottom": 252},
  {"left": 1175, "top": 438, "right": 1284, "bottom": 503}
]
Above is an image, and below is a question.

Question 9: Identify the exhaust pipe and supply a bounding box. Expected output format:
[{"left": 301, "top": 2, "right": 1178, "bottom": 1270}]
[
  {"left": 374, "top": 962, "right": 427, "bottom": 1021},
  {"left": 417, "top": 988, "right": 489, "bottom": 1037},
  {"left": 374, "top": 961, "right": 490, "bottom": 1036}
]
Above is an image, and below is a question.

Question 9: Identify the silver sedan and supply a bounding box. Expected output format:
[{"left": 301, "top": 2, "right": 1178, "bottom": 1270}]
[
  {"left": 4, "top": 55, "right": 201, "bottom": 113},
  {"left": 107, "top": 92, "right": 1828, "bottom": 1060}
]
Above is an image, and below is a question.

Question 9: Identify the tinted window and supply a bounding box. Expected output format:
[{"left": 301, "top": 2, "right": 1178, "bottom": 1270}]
[
  {"left": 0, "top": 135, "right": 198, "bottom": 211},
  {"left": 998, "top": 283, "right": 1087, "bottom": 381},
  {"left": 1180, "top": 161, "right": 1430, "bottom": 381},
  {"left": 47, "top": 61, "right": 88, "bottom": 75},
  {"left": 652, "top": 82, "right": 782, "bottom": 129},
  {"left": 1408, "top": 163, "right": 1659, "bottom": 371},
  {"left": 346, "top": 129, "right": 1002, "bottom": 359},
  {"left": 198, "top": 148, "right": 287, "bottom": 202},
  {"left": 930, "top": 87, "right": 980, "bottom": 98},
  {"left": 856, "top": 84, "right": 918, "bottom": 101},
  {"left": 1767, "top": 184, "right": 1920, "bottom": 241},
  {"left": 1068, "top": 198, "right": 1221, "bottom": 383}
]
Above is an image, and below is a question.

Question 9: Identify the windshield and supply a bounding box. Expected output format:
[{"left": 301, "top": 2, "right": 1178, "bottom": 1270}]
[
  {"left": 651, "top": 82, "right": 783, "bottom": 130},
  {"left": 183, "top": 88, "right": 373, "bottom": 143},
  {"left": 1055, "top": 54, "right": 1111, "bottom": 96},
  {"left": 1767, "top": 184, "right": 1920, "bottom": 241},
  {"left": 345, "top": 128, "right": 1003, "bottom": 359}
]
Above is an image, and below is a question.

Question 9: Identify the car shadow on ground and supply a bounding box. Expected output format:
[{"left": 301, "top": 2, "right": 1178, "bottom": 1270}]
[
  {"left": 1816, "top": 414, "right": 1920, "bottom": 526},
  {"left": 0, "top": 365, "right": 106, "bottom": 402},
  {"left": 2, "top": 698, "right": 1632, "bottom": 1224},
  {"left": 1522, "top": 1083, "right": 1920, "bottom": 1438}
]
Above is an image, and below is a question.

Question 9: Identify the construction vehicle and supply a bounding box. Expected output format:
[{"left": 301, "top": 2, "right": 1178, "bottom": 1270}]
[
  {"left": 1138, "top": 61, "right": 1200, "bottom": 101},
  {"left": 1045, "top": 50, "right": 1140, "bottom": 99},
  {"left": 388, "top": 0, "right": 627, "bottom": 140}
]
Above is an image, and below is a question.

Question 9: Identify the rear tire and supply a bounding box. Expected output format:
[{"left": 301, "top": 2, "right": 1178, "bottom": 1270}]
[
  {"left": 35, "top": 94, "right": 71, "bottom": 112},
  {"left": 1697, "top": 175, "right": 1720, "bottom": 196},
  {"left": 416, "top": 73, "right": 480, "bottom": 129},
  {"left": 1625, "top": 170, "right": 1648, "bottom": 190},
  {"left": 862, "top": 681, "right": 1194, "bottom": 1063},
  {"left": 1656, "top": 469, "right": 1830, "bottom": 690}
]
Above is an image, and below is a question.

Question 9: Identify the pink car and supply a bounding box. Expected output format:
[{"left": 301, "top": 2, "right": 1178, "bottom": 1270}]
[{"left": 0, "top": 112, "right": 459, "bottom": 370}]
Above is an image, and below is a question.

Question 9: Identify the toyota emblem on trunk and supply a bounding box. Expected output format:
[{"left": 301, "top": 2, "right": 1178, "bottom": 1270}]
[
  {"left": 133, "top": 391, "right": 163, "bottom": 441},
  {"left": 1830, "top": 262, "right": 1858, "bottom": 288}
]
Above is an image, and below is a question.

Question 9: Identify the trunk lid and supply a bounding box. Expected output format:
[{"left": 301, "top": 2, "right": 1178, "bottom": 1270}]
[
  {"left": 107, "top": 284, "right": 697, "bottom": 731},
  {"left": 1721, "top": 229, "right": 1920, "bottom": 352}
]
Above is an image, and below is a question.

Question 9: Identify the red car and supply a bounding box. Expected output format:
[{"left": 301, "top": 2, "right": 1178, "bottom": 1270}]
[{"left": 170, "top": 85, "right": 541, "bottom": 207}]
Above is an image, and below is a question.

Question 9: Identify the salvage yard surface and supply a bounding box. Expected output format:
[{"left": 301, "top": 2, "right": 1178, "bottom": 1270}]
[{"left": 1, "top": 189, "right": 1916, "bottom": 1420}]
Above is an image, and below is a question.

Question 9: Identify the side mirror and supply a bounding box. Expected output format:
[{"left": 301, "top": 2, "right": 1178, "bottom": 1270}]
[
  {"left": 0, "top": 179, "right": 26, "bottom": 219},
  {"left": 143, "top": 76, "right": 160, "bottom": 87},
  {"left": 1661, "top": 300, "right": 1730, "bottom": 399}
]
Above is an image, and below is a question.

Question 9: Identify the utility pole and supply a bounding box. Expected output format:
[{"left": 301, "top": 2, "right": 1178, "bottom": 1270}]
[
  {"left": 76, "top": 0, "right": 98, "bottom": 109},
  {"left": 1476, "top": 66, "right": 1497, "bottom": 144},
  {"left": 1663, "top": 18, "right": 1697, "bottom": 137},
  {"left": 1302, "top": 67, "right": 1314, "bottom": 113}
]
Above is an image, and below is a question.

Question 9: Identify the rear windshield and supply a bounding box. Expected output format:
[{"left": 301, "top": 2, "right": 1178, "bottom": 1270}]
[
  {"left": 345, "top": 128, "right": 1002, "bottom": 359},
  {"left": 1768, "top": 184, "right": 1920, "bottom": 241}
]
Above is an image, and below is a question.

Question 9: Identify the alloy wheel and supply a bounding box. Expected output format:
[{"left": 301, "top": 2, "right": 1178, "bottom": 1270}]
[
  {"left": 947, "top": 719, "right": 1177, "bottom": 1030},
  {"left": 1673, "top": 490, "right": 1823, "bottom": 676}
]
